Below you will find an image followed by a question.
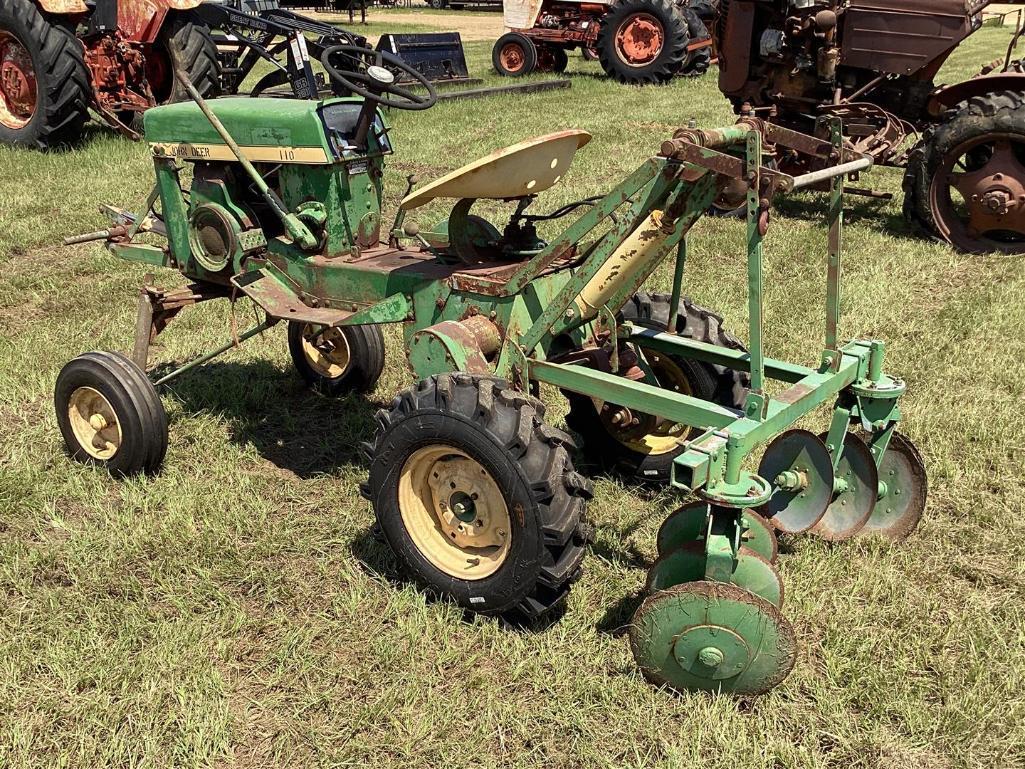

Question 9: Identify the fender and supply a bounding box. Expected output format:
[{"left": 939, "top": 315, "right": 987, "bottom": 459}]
[
  {"left": 37, "top": 0, "right": 89, "bottom": 13},
  {"left": 119, "top": 0, "right": 206, "bottom": 43},
  {"left": 928, "top": 72, "right": 1025, "bottom": 116}
]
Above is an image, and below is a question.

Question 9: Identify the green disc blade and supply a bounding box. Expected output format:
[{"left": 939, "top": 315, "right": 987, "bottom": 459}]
[
  {"left": 630, "top": 581, "right": 797, "bottom": 695},
  {"left": 656, "top": 502, "right": 710, "bottom": 556},
  {"left": 860, "top": 431, "right": 927, "bottom": 541}
]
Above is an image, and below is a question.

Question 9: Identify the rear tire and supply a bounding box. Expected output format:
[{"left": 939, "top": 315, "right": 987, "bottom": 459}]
[
  {"left": 363, "top": 374, "right": 592, "bottom": 621},
  {"left": 679, "top": 6, "right": 710, "bottom": 77},
  {"left": 565, "top": 292, "right": 748, "bottom": 484},
  {"left": 597, "top": 0, "right": 689, "bottom": 85},
  {"left": 538, "top": 45, "right": 569, "bottom": 74},
  {"left": 903, "top": 90, "right": 1025, "bottom": 254},
  {"left": 0, "top": 0, "right": 90, "bottom": 149},
  {"left": 128, "top": 14, "right": 220, "bottom": 133},
  {"left": 55, "top": 351, "right": 168, "bottom": 476},
  {"left": 493, "top": 32, "right": 538, "bottom": 77}
]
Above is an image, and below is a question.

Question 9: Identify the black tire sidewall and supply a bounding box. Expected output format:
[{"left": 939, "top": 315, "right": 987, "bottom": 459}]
[
  {"left": 369, "top": 411, "right": 546, "bottom": 614},
  {"left": 54, "top": 353, "right": 166, "bottom": 476}
]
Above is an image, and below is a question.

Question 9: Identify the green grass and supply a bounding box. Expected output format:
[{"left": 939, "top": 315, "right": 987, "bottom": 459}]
[{"left": 2, "top": 24, "right": 1025, "bottom": 769}]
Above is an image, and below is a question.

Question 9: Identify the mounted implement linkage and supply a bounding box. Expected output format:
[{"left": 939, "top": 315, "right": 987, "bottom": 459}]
[{"left": 56, "top": 62, "right": 925, "bottom": 694}]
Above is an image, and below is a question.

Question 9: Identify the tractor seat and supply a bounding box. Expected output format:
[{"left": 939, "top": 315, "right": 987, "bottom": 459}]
[{"left": 399, "top": 130, "right": 592, "bottom": 210}]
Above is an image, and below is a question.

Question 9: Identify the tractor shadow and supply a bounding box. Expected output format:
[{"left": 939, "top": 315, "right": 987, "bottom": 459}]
[
  {"left": 348, "top": 524, "right": 569, "bottom": 634},
  {"left": 768, "top": 188, "right": 923, "bottom": 243},
  {"left": 154, "top": 358, "right": 380, "bottom": 478}
]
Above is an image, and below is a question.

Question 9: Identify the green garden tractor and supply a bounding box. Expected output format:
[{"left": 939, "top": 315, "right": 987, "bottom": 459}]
[{"left": 55, "top": 44, "right": 927, "bottom": 695}]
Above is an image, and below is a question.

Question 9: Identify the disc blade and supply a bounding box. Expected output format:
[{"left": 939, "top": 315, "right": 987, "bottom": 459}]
[
  {"left": 757, "top": 429, "right": 834, "bottom": 534},
  {"left": 860, "top": 431, "right": 927, "bottom": 541},
  {"left": 740, "top": 510, "right": 778, "bottom": 563},
  {"left": 656, "top": 502, "right": 709, "bottom": 556},
  {"left": 733, "top": 546, "right": 784, "bottom": 608},
  {"left": 813, "top": 431, "right": 878, "bottom": 541},
  {"left": 629, "top": 581, "right": 797, "bottom": 695}
]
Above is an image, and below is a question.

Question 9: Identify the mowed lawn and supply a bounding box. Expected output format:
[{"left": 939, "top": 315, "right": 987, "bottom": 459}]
[{"left": 1, "top": 15, "right": 1024, "bottom": 769}]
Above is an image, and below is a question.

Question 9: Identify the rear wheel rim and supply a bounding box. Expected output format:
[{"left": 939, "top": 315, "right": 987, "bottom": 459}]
[
  {"left": 615, "top": 13, "right": 665, "bottom": 67},
  {"left": 499, "top": 42, "right": 526, "bottom": 73},
  {"left": 0, "top": 30, "right": 37, "bottom": 130},
  {"left": 301, "top": 324, "right": 352, "bottom": 379},
  {"left": 399, "top": 445, "right": 512, "bottom": 580},
  {"left": 929, "top": 132, "right": 1025, "bottom": 254},
  {"left": 67, "top": 387, "right": 122, "bottom": 460},
  {"left": 602, "top": 351, "right": 694, "bottom": 455}
]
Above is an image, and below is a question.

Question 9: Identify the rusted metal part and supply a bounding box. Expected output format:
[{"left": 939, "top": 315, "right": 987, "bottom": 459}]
[
  {"left": 232, "top": 268, "right": 354, "bottom": 325},
  {"left": 929, "top": 71, "right": 1025, "bottom": 116},
  {"left": 615, "top": 13, "right": 665, "bottom": 66},
  {"left": 409, "top": 319, "right": 493, "bottom": 376},
  {"left": 928, "top": 133, "right": 1025, "bottom": 252},
  {"left": 0, "top": 31, "right": 37, "bottom": 130},
  {"left": 131, "top": 281, "right": 229, "bottom": 369},
  {"left": 36, "top": 0, "right": 88, "bottom": 13}
]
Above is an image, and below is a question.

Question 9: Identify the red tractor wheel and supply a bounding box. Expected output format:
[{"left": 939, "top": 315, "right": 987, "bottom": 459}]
[
  {"left": 596, "top": 0, "right": 689, "bottom": 84},
  {"left": 492, "top": 32, "right": 538, "bottom": 77},
  {"left": 905, "top": 90, "right": 1025, "bottom": 254},
  {"left": 0, "top": 0, "right": 90, "bottom": 149}
]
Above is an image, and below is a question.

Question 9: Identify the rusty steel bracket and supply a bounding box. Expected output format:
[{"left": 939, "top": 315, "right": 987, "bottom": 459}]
[{"left": 131, "top": 281, "right": 230, "bottom": 370}]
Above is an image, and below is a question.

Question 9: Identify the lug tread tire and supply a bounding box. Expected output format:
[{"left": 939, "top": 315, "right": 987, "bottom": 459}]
[
  {"left": 288, "top": 322, "right": 386, "bottom": 396},
  {"left": 678, "top": 6, "right": 710, "bottom": 78},
  {"left": 0, "top": 0, "right": 91, "bottom": 149},
  {"left": 364, "top": 373, "right": 592, "bottom": 621},
  {"left": 903, "top": 90, "right": 1025, "bottom": 252},
  {"left": 54, "top": 351, "right": 168, "bottom": 476},
  {"left": 565, "top": 291, "right": 748, "bottom": 484},
  {"left": 596, "top": 0, "right": 689, "bottom": 85}
]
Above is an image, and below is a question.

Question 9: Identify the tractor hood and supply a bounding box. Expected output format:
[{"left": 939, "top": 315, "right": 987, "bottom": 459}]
[{"left": 143, "top": 97, "right": 383, "bottom": 165}]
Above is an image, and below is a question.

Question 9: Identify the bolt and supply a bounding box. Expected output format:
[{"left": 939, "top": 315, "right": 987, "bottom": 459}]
[
  {"left": 564, "top": 308, "right": 576, "bottom": 320},
  {"left": 452, "top": 502, "right": 467, "bottom": 516},
  {"left": 697, "top": 646, "right": 724, "bottom": 668},
  {"left": 497, "top": 529, "right": 507, "bottom": 538}
]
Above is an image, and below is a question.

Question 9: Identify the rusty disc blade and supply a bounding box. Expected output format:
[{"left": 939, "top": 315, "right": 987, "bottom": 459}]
[
  {"left": 813, "top": 431, "right": 878, "bottom": 541},
  {"left": 859, "top": 431, "right": 927, "bottom": 541},
  {"left": 647, "top": 542, "right": 782, "bottom": 608},
  {"left": 757, "top": 429, "right": 834, "bottom": 534}
]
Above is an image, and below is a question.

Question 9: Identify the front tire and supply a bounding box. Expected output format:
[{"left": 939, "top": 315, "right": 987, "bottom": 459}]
[
  {"left": 363, "top": 374, "right": 592, "bottom": 620},
  {"left": 0, "top": 0, "right": 90, "bottom": 149},
  {"left": 54, "top": 351, "right": 168, "bottom": 476},
  {"left": 565, "top": 292, "right": 748, "bottom": 483},
  {"left": 596, "top": 0, "right": 689, "bottom": 85},
  {"left": 288, "top": 321, "right": 385, "bottom": 397},
  {"left": 493, "top": 33, "right": 538, "bottom": 77}
]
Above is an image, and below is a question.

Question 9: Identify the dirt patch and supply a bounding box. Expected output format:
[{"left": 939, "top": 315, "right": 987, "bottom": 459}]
[{"left": 313, "top": 9, "right": 505, "bottom": 42}]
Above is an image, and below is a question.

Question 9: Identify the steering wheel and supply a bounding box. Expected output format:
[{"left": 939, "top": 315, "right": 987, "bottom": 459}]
[{"left": 321, "top": 45, "right": 437, "bottom": 111}]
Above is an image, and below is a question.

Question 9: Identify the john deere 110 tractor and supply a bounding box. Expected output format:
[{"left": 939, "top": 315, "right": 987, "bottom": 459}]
[{"left": 56, "top": 43, "right": 926, "bottom": 695}]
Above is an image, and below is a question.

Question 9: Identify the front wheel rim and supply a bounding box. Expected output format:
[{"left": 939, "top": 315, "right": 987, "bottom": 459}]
[
  {"left": 499, "top": 43, "right": 526, "bottom": 73},
  {"left": 602, "top": 351, "right": 694, "bottom": 455},
  {"left": 615, "top": 14, "right": 665, "bottom": 67},
  {"left": 398, "top": 445, "right": 512, "bottom": 580},
  {"left": 0, "top": 31, "right": 37, "bottom": 130},
  {"left": 67, "top": 386, "right": 122, "bottom": 460}
]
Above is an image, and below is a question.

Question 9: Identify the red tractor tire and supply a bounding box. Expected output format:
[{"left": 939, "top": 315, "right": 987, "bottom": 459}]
[
  {"left": 126, "top": 14, "right": 221, "bottom": 133},
  {"left": 537, "top": 45, "right": 569, "bottom": 74},
  {"left": 492, "top": 32, "right": 538, "bottom": 77},
  {"left": 596, "top": 0, "right": 689, "bottom": 85},
  {"left": 0, "top": 0, "right": 90, "bottom": 149}
]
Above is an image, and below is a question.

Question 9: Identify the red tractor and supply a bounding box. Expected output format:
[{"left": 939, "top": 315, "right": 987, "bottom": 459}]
[
  {"left": 0, "top": 0, "right": 220, "bottom": 149},
  {"left": 714, "top": 0, "right": 1025, "bottom": 254},
  {"left": 492, "top": 0, "right": 716, "bottom": 84}
]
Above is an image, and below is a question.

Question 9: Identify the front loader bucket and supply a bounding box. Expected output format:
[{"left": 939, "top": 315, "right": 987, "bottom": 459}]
[{"left": 376, "top": 33, "right": 473, "bottom": 84}]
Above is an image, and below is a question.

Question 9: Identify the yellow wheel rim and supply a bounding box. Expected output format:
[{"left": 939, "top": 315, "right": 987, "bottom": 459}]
[
  {"left": 301, "top": 324, "right": 351, "bottom": 379},
  {"left": 398, "top": 445, "right": 512, "bottom": 580},
  {"left": 67, "top": 386, "right": 122, "bottom": 460},
  {"left": 604, "top": 351, "right": 694, "bottom": 456}
]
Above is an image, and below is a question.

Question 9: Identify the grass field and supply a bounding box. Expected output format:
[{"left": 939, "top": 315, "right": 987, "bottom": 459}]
[{"left": 2, "top": 15, "right": 1025, "bottom": 769}]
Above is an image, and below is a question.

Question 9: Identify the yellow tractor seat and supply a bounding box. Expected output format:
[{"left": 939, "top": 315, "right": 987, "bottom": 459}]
[{"left": 400, "top": 130, "right": 592, "bottom": 210}]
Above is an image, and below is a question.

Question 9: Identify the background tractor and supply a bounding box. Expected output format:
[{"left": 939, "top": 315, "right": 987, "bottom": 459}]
[
  {"left": 714, "top": 0, "right": 1025, "bottom": 254},
  {"left": 0, "top": 0, "right": 221, "bottom": 149},
  {"left": 55, "top": 45, "right": 925, "bottom": 695},
  {"left": 493, "top": 0, "right": 717, "bottom": 83}
]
